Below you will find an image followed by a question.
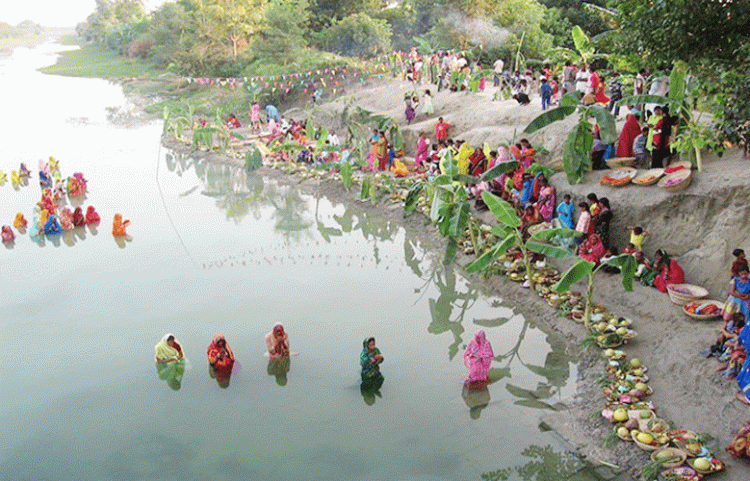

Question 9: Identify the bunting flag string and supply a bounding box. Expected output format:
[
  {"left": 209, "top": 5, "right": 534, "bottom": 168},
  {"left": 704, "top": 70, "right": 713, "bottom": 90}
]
[{"left": 183, "top": 62, "right": 389, "bottom": 95}]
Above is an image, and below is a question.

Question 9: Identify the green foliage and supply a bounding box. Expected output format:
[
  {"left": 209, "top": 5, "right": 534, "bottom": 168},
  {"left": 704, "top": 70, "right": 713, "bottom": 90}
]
[
  {"left": 253, "top": 0, "right": 311, "bottom": 66},
  {"left": 552, "top": 259, "right": 594, "bottom": 293},
  {"left": 615, "top": 0, "right": 750, "bottom": 64},
  {"left": 403, "top": 182, "right": 424, "bottom": 217},
  {"left": 570, "top": 26, "right": 591, "bottom": 63},
  {"left": 38, "top": 43, "right": 162, "bottom": 78},
  {"left": 562, "top": 121, "right": 593, "bottom": 184},
  {"left": 315, "top": 13, "right": 392, "bottom": 58},
  {"left": 244, "top": 148, "right": 263, "bottom": 171},
  {"left": 339, "top": 162, "right": 353, "bottom": 190},
  {"left": 523, "top": 106, "right": 576, "bottom": 134}
]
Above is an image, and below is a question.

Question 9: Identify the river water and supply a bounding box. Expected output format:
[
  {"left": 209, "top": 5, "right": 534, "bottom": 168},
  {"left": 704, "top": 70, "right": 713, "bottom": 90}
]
[{"left": 0, "top": 43, "right": 604, "bottom": 481}]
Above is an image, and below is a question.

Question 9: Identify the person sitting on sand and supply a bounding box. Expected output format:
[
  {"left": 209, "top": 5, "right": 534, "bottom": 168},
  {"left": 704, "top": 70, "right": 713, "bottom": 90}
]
[
  {"left": 226, "top": 113, "right": 241, "bottom": 129},
  {"left": 724, "top": 268, "right": 750, "bottom": 323},
  {"left": 640, "top": 249, "right": 685, "bottom": 292},
  {"left": 513, "top": 80, "right": 531, "bottom": 105},
  {"left": 732, "top": 249, "right": 748, "bottom": 278},
  {"left": 155, "top": 334, "right": 184, "bottom": 363},
  {"left": 579, "top": 233, "right": 606, "bottom": 264},
  {"left": 520, "top": 205, "right": 543, "bottom": 237}
]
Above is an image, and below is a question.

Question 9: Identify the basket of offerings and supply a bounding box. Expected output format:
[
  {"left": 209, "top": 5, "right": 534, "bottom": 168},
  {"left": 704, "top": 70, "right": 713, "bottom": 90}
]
[
  {"left": 633, "top": 168, "right": 665, "bottom": 186},
  {"left": 686, "top": 456, "right": 724, "bottom": 475},
  {"left": 658, "top": 169, "right": 692, "bottom": 192},
  {"left": 605, "top": 157, "right": 636, "bottom": 168},
  {"left": 632, "top": 430, "right": 670, "bottom": 451},
  {"left": 601, "top": 167, "right": 637, "bottom": 187},
  {"left": 651, "top": 447, "right": 688, "bottom": 469},
  {"left": 682, "top": 300, "right": 724, "bottom": 320},
  {"left": 658, "top": 466, "right": 702, "bottom": 481},
  {"left": 667, "top": 284, "right": 708, "bottom": 305},
  {"left": 664, "top": 160, "right": 692, "bottom": 173}
]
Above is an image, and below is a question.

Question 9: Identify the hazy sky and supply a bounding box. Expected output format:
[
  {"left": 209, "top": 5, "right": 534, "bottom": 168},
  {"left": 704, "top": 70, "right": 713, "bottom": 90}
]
[{"left": 0, "top": 0, "right": 166, "bottom": 28}]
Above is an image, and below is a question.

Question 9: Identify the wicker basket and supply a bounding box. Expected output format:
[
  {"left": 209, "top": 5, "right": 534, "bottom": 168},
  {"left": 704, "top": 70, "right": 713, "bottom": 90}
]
[
  {"left": 632, "top": 168, "right": 665, "bottom": 186},
  {"left": 658, "top": 169, "right": 692, "bottom": 192},
  {"left": 606, "top": 157, "right": 636, "bottom": 168},
  {"left": 667, "top": 283, "right": 709, "bottom": 305},
  {"left": 651, "top": 448, "right": 687, "bottom": 469},
  {"left": 632, "top": 431, "right": 668, "bottom": 451},
  {"left": 682, "top": 300, "right": 724, "bottom": 320},
  {"left": 601, "top": 167, "right": 637, "bottom": 187}
]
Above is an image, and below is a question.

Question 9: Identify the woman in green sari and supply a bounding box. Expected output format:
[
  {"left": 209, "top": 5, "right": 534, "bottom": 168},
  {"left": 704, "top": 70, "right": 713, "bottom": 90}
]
[{"left": 360, "top": 337, "right": 384, "bottom": 381}]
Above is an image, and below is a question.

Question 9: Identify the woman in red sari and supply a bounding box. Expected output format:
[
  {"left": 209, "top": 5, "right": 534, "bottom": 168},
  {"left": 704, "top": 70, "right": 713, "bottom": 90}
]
[
  {"left": 616, "top": 112, "right": 641, "bottom": 158},
  {"left": 579, "top": 234, "right": 606, "bottom": 264},
  {"left": 207, "top": 334, "right": 235, "bottom": 369}
]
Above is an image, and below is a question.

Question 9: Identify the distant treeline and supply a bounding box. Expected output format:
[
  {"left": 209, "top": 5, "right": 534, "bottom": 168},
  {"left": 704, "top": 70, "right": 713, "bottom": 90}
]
[
  {"left": 0, "top": 20, "right": 44, "bottom": 38},
  {"left": 74, "top": 0, "right": 608, "bottom": 77}
]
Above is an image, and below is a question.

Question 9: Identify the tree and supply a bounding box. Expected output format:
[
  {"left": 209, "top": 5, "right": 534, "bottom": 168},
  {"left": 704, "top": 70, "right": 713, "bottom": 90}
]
[
  {"left": 615, "top": 0, "right": 750, "bottom": 65},
  {"left": 309, "top": 0, "right": 385, "bottom": 30},
  {"left": 315, "top": 13, "right": 392, "bottom": 58},
  {"left": 253, "top": 0, "right": 311, "bottom": 66}
]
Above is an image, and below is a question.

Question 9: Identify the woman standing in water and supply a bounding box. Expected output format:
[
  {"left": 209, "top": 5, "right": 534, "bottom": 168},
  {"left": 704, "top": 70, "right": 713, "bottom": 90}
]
[
  {"left": 265, "top": 323, "right": 290, "bottom": 357},
  {"left": 360, "top": 337, "right": 384, "bottom": 381},
  {"left": 155, "top": 334, "right": 184, "bottom": 363},
  {"left": 463, "top": 330, "right": 493, "bottom": 384},
  {"left": 207, "top": 334, "right": 234, "bottom": 368}
]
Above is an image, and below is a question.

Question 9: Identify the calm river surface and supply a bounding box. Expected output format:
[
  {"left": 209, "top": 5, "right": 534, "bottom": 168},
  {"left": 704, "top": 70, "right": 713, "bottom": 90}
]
[{"left": 0, "top": 43, "right": 603, "bottom": 481}]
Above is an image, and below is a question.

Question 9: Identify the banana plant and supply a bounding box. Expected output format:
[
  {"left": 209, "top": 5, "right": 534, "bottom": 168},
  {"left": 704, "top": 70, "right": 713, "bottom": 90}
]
[
  {"left": 464, "top": 192, "right": 570, "bottom": 290},
  {"left": 529, "top": 228, "right": 637, "bottom": 328},
  {"left": 524, "top": 92, "right": 617, "bottom": 184}
]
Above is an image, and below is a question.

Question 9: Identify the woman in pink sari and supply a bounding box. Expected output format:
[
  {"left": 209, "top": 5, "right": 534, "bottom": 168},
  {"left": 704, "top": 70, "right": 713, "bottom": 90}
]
[
  {"left": 414, "top": 132, "right": 429, "bottom": 169},
  {"left": 579, "top": 234, "right": 606, "bottom": 264},
  {"left": 535, "top": 178, "right": 556, "bottom": 222},
  {"left": 250, "top": 103, "right": 261, "bottom": 131},
  {"left": 464, "top": 330, "right": 493, "bottom": 383}
]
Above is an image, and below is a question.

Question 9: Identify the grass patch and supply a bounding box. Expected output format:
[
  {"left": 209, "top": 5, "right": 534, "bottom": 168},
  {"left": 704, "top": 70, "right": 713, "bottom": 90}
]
[
  {"left": 39, "top": 44, "right": 163, "bottom": 79},
  {"left": 55, "top": 34, "right": 81, "bottom": 46}
]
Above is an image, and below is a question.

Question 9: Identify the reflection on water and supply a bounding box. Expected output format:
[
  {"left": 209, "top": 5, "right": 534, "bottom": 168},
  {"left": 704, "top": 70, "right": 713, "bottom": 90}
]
[
  {"left": 155, "top": 361, "right": 186, "bottom": 391},
  {"left": 267, "top": 356, "right": 291, "bottom": 386},
  {"left": 360, "top": 373, "right": 385, "bottom": 406},
  {"left": 482, "top": 444, "right": 606, "bottom": 481},
  {"left": 462, "top": 384, "right": 491, "bottom": 419}
]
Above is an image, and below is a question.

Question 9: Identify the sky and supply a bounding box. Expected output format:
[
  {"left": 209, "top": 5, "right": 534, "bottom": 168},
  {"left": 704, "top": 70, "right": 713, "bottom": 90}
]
[{"left": 0, "top": 0, "right": 166, "bottom": 28}]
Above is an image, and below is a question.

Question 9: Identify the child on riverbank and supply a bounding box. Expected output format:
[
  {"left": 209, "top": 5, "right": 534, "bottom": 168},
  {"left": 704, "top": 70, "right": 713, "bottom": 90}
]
[
  {"left": 627, "top": 226, "right": 649, "bottom": 251},
  {"left": 556, "top": 194, "right": 574, "bottom": 229}
]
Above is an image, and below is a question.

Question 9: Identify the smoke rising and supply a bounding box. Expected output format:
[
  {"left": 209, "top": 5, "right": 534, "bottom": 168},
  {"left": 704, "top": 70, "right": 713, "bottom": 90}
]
[{"left": 444, "top": 10, "right": 510, "bottom": 48}]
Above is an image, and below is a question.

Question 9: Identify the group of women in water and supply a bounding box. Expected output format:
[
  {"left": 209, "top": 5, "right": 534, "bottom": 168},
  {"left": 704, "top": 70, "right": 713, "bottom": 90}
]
[{"left": 154, "top": 325, "right": 496, "bottom": 396}]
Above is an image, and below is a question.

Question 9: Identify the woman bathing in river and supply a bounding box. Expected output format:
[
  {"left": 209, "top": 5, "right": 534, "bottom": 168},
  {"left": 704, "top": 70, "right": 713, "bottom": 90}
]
[
  {"left": 155, "top": 334, "right": 184, "bottom": 363},
  {"left": 265, "top": 323, "right": 290, "bottom": 357},
  {"left": 360, "top": 337, "right": 384, "bottom": 382}
]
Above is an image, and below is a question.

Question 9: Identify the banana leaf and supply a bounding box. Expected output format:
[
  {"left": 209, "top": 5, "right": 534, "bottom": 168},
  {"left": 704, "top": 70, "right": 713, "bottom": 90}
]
[
  {"left": 560, "top": 91, "right": 583, "bottom": 107},
  {"left": 444, "top": 237, "right": 458, "bottom": 265},
  {"left": 481, "top": 191, "right": 521, "bottom": 228},
  {"left": 552, "top": 259, "right": 595, "bottom": 292},
  {"left": 430, "top": 186, "right": 451, "bottom": 222},
  {"left": 340, "top": 162, "right": 353, "bottom": 190},
  {"left": 572, "top": 26, "right": 592, "bottom": 62},
  {"left": 466, "top": 234, "right": 515, "bottom": 273},
  {"left": 448, "top": 201, "right": 470, "bottom": 238},
  {"left": 524, "top": 106, "right": 577, "bottom": 134},
  {"left": 531, "top": 227, "right": 580, "bottom": 241},
  {"left": 526, "top": 239, "right": 575, "bottom": 259},
  {"left": 587, "top": 105, "right": 618, "bottom": 144},
  {"left": 480, "top": 161, "right": 519, "bottom": 181},
  {"left": 491, "top": 224, "right": 512, "bottom": 239},
  {"left": 359, "top": 174, "right": 372, "bottom": 201},
  {"left": 562, "top": 122, "right": 593, "bottom": 184},
  {"left": 603, "top": 254, "right": 637, "bottom": 291},
  {"left": 403, "top": 181, "right": 424, "bottom": 217}
]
